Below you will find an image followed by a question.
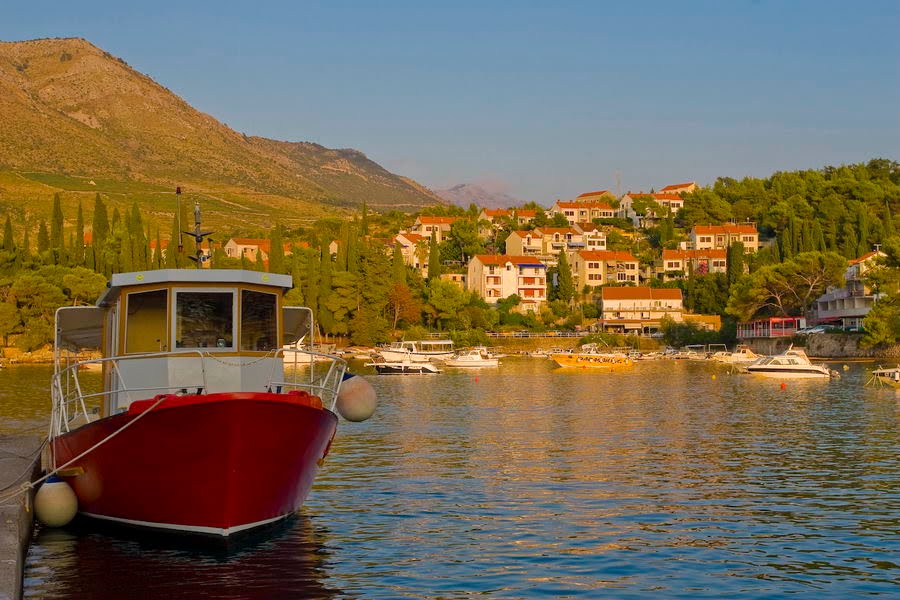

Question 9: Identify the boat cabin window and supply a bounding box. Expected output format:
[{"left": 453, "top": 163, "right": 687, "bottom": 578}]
[
  {"left": 175, "top": 290, "right": 235, "bottom": 350},
  {"left": 241, "top": 290, "right": 277, "bottom": 351},
  {"left": 125, "top": 289, "right": 168, "bottom": 353}
]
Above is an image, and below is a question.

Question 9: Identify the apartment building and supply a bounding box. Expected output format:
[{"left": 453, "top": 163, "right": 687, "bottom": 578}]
[{"left": 467, "top": 255, "right": 548, "bottom": 312}]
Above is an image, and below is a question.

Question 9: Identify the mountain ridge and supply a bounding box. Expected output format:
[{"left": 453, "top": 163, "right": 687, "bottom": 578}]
[{"left": 0, "top": 37, "right": 442, "bottom": 229}]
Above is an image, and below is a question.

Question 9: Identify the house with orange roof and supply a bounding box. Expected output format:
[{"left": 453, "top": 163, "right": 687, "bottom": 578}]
[
  {"left": 598, "top": 286, "right": 684, "bottom": 333},
  {"left": 575, "top": 190, "right": 615, "bottom": 203},
  {"left": 569, "top": 250, "right": 640, "bottom": 289},
  {"left": 477, "top": 208, "right": 538, "bottom": 227},
  {"left": 548, "top": 200, "right": 616, "bottom": 226},
  {"left": 689, "top": 224, "right": 759, "bottom": 253},
  {"left": 572, "top": 222, "right": 607, "bottom": 251},
  {"left": 505, "top": 226, "right": 597, "bottom": 265},
  {"left": 467, "top": 255, "right": 548, "bottom": 312},
  {"left": 659, "top": 249, "right": 728, "bottom": 280},
  {"left": 151, "top": 238, "right": 219, "bottom": 267},
  {"left": 394, "top": 232, "right": 429, "bottom": 276},
  {"left": 223, "top": 238, "right": 300, "bottom": 263},
  {"left": 812, "top": 249, "right": 886, "bottom": 330},
  {"left": 411, "top": 215, "right": 460, "bottom": 243},
  {"left": 659, "top": 182, "right": 697, "bottom": 195}
]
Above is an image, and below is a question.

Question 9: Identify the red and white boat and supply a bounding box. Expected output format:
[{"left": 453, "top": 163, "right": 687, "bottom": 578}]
[{"left": 49, "top": 267, "right": 367, "bottom": 536}]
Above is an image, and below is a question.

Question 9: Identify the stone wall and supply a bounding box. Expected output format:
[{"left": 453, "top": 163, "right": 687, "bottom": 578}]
[{"left": 745, "top": 335, "right": 900, "bottom": 359}]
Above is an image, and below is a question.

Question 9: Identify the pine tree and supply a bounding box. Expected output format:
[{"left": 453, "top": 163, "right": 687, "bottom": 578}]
[
  {"left": 268, "top": 224, "right": 285, "bottom": 274},
  {"left": 812, "top": 221, "right": 826, "bottom": 252},
  {"left": 2, "top": 215, "right": 14, "bottom": 252}
]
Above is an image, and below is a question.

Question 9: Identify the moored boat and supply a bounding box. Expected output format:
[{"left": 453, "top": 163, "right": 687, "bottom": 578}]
[
  {"left": 868, "top": 366, "right": 900, "bottom": 388},
  {"left": 365, "top": 355, "right": 441, "bottom": 374},
  {"left": 745, "top": 346, "right": 836, "bottom": 379},
  {"left": 377, "top": 339, "right": 454, "bottom": 363},
  {"left": 443, "top": 347, "right": 500, "bottom": 368},
  {"left": 711, "top": 344, "right": 761, "bottom": 365},
  {"left": 550, "top": 343, "right": 633, "bottom": 369}
]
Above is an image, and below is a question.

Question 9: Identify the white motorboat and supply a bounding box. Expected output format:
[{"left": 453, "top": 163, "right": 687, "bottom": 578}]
[
  {"left": 868, "top": 366, "right": 900, "bottom": 388},
  {"left": 711, "top": 345, "right": 761, "bottom": 365},
  {"left": 444, "top": 347, "right": 500, "bottom": 368},
  {"left": 282, "top": 339, "right": 337, "bottom": 366},
  {"left": 745, "top": 346, "right": 836, "bottom": 379},
  {"left": 365, "top": 355, "right": 442, "bottom": 375},
  {"left": 377, "top": 339, "right": 455, "bottom": 363}
]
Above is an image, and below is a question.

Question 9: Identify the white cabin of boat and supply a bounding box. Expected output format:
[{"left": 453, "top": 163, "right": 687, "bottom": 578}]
[{"left": 55, "top": 269, "right": 321, "bottom": 418}]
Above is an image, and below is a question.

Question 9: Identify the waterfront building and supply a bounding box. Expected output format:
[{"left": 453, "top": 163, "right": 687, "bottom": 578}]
[
  {"left": 467, "top": 255, "right": 547, "bottom": 312},
  {"left": 598, "top": 286, "right": 684, "bottom": 333},
  {"left": 737, "top": 316, "right": 806, "bottom": 339},
  {"left": 570, "top": 250, "right": 640, "bottom": 289},
  {"left": 658, "top": 249, "right": 728, "bottom": 280},
  {"left": 688, "top": 224, "right": 759, "bottom": 253},
  {"left": 812, "top": 250, "right": 886, "bottom": 329}
]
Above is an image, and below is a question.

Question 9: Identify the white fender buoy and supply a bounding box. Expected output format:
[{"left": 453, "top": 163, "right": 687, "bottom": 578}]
[
  {"left": 336, "top": 373, "right": 377, "bottom": 422},
  {"left": 35, "top": 475, "right": 78, "bottom": 527}
]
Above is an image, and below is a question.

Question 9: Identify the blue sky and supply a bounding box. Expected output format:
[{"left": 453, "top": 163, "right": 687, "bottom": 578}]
[{"left": 3, "top": 1, "right": 898, "bottom": 203}]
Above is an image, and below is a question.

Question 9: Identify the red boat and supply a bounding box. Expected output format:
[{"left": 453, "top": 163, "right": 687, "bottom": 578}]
[{"left": 49, "top": 266, "right": 365, "bottom": 536}]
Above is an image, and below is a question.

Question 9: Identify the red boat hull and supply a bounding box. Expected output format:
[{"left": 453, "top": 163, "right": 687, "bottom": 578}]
[{"left": 52, "top": 391, "right": 338, "bottom": 536}]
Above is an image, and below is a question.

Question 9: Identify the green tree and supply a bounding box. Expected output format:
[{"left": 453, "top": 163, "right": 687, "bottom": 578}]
[
  {"left": 0, "top": 302, "right": 19, "bottom": 346},
  {"left": 2, "top": 215, "right": 14, "bottom": 252},
  {"left": 37, "top": 220, "right": 50, "bottom": 254},
  {"left": 50, "top": 193, "right": 65, "bottom": 264},
  {"left": 74, "top": 202, "right": 85, "bottom": 266},
  {"left": 556, "top": 251, "right": 575, "bottom": 304},
  {"left": 268, "top": 224, "right": 286, "bottom": 274},
  {"left": 62, "top": 267, "right": 108, "bottom": 305},
  {"left": 426, "top": 234, "right": 441, "bottom": 281},
  {"left": 426, "top": 278, "right": 469, "bottom": 330},
  {"left": 726, "top": 242, "right": 745, "bottom": 287}
]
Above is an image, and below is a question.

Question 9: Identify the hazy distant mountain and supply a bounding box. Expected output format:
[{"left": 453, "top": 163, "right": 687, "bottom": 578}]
[
  {"left": 0, "top": 37, "right": 441, "bottom": 229},
  {"left": 435, "top": 183, "right": 522, "bottom": 209}
]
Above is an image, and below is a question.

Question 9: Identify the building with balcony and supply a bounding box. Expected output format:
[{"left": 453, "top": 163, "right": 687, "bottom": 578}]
[
  {"left": 549, "top": 200, "right": 616, "bottom": 226},
  {"left": 467, "top": 255, "right": 548, "bottom": 312},
  {"left": 394, "top": 232, "right": 429, "bottom": 276},
  {"left": 598, "top": 286, "right": 684, "bottom": 333},
  {"left": 812, "top": 250, "right": 886, "bottom": 329},
  {"left": 410, "top": 216, "right": 460, "bottom": 243},
  {"left": 570, "top": 250, "right": 640, "bottom": 289},
  {"left": 659, "top": 182, "right": 697, "bottom": 195},
  {"left": 689, "top": 224, "right": 759, "bottom": 253},
  {"left": 658, "top": 249, "right": 727, "bottom": 280}
]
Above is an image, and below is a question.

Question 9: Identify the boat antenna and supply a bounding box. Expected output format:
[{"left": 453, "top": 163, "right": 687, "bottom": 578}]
[
  {"left": 184, "top": 199, "right": 214, "bottom": 264},
  {"left": 176, "top": 186, "right": 184, "bottom": 254}
]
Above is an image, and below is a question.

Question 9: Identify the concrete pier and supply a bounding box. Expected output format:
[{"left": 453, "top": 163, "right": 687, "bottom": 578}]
[{"left": 0, "top": 435, "right": 42, "bottom": 600}]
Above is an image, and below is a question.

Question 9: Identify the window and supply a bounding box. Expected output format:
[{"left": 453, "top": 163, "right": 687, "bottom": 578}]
[
  {"left": 241, "top": 290, "right": 277, "bottom": 351},
  {"left": 175, "top": 290, "right": 234, "bottom": 349},
  {"left": 125, "top": 289, "right": 168, "bottom": 353}
]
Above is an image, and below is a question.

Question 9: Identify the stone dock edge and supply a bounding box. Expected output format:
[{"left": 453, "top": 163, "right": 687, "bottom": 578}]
[{"left": 0, "top": 435, "right": 43, "bottom": 600}]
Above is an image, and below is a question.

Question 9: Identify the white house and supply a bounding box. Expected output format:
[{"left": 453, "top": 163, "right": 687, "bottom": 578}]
[{"left": 467, "top": 255, "right": 548, "bottom": 312}]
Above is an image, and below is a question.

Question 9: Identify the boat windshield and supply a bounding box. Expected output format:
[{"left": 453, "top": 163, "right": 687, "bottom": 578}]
[
  {"left": 175, "top": 290, "right": 235, "bottom": 350},
  {"left": 241, "top": 290, "right": 277, "bottom": 351}
]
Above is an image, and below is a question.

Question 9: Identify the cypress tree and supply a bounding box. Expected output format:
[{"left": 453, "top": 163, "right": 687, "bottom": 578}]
[
  {"left": 885, "top": 201, "right": 896, "bottom": 238},
  {"left": 254, "top": 248, "right": 264, "bottom": 271},
  {"left": 37, "top": 220, "right": 50, "bottom": 254},
  {"left": 346, "top": 225, "right": 359, "bottom": 275},
  {"left": 2, "top": 215, "right": 14, "bottom": 252},
  {"left": 50, "top": 193, "right": 65, "bottom": 254},
  {"left": 812, "top": 221, "right": 826, "bottom": 252},
  {"left": 154, "top": 228, "right": 163, "bottom": 269},
  {"left": 426, "top": 233, "right": 441, "bottom": 280},
  {"left": 92, "top": 194, "right": 109, "bottom": 247},
  {"left": 74, "top": 202, "right": 85, "bottom": 266},
  {"left": 556, "top": 250, "right": 575, "bottom": 304},
  {"left": 268, "top": 224, "right": 285, "bottom": 274},
  {"left": 391, "top": 244, "right": 407, "bottom": 283},
  {"left": 360, "top": 201, "right": 369, "bottom": 237},
  {"left": 726, "top": 241, "right": 745, "bottom": 286}
]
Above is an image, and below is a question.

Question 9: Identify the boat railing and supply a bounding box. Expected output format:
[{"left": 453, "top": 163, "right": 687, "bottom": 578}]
[
  {"left": 51, "top": 350, "right": 209, "bottom": 438},
  {"left": 269, "top": 348, "right": 347, "bottom": 411}
]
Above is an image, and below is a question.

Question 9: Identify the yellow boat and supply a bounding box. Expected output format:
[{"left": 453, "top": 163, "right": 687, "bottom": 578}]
[{"left": 550, "top": 343, "right": 634, "bottom": 369}]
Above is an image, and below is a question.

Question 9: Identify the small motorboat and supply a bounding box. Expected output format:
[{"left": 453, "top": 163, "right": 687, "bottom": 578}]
[
  {"left": 376, "top": 339, "right": 455, "bottom": 363},
  {"left": 868, "top": 366, "right": 900, "bottom": 388},
  {"left": 550, "top": 343, "right": 633, "bottom": 369},
  {"left": 745, "top": 345, "right": 836, "bottom": 379},
  {"left": 365, "top": 355, "right": 442, "bottom": 374},
  {"left": 711, "top": 345, "right": 761, "bottom": 366},
  {"left": 444, "top": 347, "right": 500, "bottom": 368}
]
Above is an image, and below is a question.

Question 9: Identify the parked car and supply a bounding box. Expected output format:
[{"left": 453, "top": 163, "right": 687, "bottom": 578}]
[{"left": 797, "top": 325, "right": 835, "bottom": 335}]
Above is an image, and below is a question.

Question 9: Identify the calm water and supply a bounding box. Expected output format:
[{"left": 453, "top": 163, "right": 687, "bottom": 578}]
[{"left": 5, "top": 359, "right": 899, "bottom": 598}]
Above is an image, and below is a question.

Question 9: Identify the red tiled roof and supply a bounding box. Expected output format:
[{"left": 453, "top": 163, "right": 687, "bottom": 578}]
[
  {"left": 417, "top": 216, "right": 459, "bottom": 225},
  {"left": 660, "top": 182, "right": 695, "bottom": 192},
  {"left": 555, "top": 201, "right": 615, "bottom": 210},
  {"left": 578, "top": 250, "right": 638, "bottom": 262},
  {"left": 397, "top": 232, "right": 427, "bottom": 244},
  {"left": 693, "top": 224, "right": 757, "bottom": 235},
  {"left": 576, "top": 190, "right": 611, "bottom": 198},
  {"left": 849, "top": 251, "right": 882, "bottom": 265},
  {"left": 475, "top": 255, "right": 547, "bottom": 266},
  {"left": 510, "top": 230, "right": 536, "bottom": 239},
  {"left": 602, "top": 286, "right": 682, "bottom": 300},
  {"left": 652, "top": 193, "right": 684, "bottom": 202},
  {"left": 535, "top": 227, "right": 579, "bottom": 235},
  {"left": 662, "top": 249, "right": 727, "bottom": 260}
]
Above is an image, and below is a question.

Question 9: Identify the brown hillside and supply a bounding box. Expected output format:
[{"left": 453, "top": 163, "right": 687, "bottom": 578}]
[{"left": 0, "top": 38, "right": 441, "bottom": 223}]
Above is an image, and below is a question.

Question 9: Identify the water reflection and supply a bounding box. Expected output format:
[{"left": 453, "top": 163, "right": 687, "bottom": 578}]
[
  {"left": 19, "top": 358, "right": 900, "bottom": 598},
  {"left": 25, "top": 515, "right": 341, "bottom": 599}
]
